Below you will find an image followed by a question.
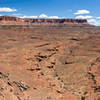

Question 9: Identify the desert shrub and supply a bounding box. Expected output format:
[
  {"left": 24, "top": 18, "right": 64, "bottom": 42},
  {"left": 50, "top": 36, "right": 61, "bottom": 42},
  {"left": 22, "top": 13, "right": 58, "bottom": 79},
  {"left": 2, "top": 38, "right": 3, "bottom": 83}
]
[{"left": 81, "top": 96, "right": 85, "bottom": 100}]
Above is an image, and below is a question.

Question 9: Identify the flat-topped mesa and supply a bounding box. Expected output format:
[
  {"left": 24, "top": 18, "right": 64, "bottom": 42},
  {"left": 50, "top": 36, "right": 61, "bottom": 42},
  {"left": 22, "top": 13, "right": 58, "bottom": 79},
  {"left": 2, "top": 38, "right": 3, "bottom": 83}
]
[
  {"left": 0, "top": 16, "right": 88, "bottom": 25},
  {"left": 0, "top": 16, "right": 26, "bottom": 25},
  {"left": 24, "top": 19, "right": 88, "bottom": 24}
]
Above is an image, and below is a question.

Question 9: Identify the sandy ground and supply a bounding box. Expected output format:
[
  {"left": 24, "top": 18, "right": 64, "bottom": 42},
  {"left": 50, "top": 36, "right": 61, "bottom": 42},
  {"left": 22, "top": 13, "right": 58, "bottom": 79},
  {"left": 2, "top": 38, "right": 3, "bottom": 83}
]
[{"left": 0, "top": 26, "right": 100, "bottom": 100}]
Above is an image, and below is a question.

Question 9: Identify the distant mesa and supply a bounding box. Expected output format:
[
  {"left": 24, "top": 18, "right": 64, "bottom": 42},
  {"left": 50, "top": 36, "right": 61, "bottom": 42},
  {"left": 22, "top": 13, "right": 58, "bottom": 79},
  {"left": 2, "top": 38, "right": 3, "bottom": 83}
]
[{"left": 0, "top": 16, "right": 89, "bottom": 25}]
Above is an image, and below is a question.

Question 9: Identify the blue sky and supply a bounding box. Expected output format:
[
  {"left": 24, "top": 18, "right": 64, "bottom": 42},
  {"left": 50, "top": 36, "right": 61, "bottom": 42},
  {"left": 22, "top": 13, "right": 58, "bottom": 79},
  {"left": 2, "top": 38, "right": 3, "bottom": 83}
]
[{"left": 0, "top": 0, "right": 100, "bottom": 25}]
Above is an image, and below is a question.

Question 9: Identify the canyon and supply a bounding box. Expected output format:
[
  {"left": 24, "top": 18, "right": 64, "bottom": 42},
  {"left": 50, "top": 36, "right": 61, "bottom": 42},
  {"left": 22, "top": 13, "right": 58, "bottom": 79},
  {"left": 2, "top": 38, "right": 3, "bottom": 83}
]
[{"left": 0, "top": 16, "right": 100, "bottom": 100}]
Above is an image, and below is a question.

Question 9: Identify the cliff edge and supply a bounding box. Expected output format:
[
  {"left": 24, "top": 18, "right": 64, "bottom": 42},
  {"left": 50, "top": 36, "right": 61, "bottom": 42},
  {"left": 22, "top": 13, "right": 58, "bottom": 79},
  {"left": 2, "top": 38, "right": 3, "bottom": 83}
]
[{"left": 0, "top": 16, "right": 89, "bottom": 25}]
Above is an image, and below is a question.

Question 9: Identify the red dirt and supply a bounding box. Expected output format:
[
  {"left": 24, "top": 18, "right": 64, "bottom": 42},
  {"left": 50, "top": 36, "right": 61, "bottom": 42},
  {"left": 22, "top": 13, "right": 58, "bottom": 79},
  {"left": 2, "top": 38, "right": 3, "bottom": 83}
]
[{"left": 0, "top": 24, "right": 100, "bottom": 100}]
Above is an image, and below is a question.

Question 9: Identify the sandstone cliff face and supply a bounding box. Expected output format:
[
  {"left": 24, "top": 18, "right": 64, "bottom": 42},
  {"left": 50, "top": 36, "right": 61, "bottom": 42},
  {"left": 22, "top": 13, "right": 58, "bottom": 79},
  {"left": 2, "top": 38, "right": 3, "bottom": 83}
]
[
  {"left": 0, "top": 16, "right": 88, "bottom": 25},
  {"left": 0, "top": 16, "right": 26, "bottom": 25}
]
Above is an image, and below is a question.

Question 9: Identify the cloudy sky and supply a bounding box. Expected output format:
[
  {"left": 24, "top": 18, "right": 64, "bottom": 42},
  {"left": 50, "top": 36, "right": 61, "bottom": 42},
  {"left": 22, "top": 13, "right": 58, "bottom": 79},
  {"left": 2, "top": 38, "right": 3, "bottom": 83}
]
[{"left": 0, "top": 0, "right": 100, "bottom": 26}]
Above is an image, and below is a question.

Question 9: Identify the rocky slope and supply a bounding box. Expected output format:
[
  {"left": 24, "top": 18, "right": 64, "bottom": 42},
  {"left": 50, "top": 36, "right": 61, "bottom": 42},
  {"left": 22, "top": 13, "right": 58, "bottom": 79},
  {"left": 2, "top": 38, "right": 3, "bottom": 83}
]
[
  {"left": 0, "top": 22, "right": 100, "bottom": 100},
  {"left": 0, "top": 16, "right": 88, "bottom": 25}
]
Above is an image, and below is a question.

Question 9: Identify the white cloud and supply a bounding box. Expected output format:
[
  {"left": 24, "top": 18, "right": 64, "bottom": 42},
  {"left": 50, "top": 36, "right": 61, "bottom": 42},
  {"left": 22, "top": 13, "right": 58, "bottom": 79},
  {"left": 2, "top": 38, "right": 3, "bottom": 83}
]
[
  {"left": 74, "top": 10, "right": 90, "bottom": 15},
  {"left": 96, "top": 17, "right": 100, "bottom": 19},
  {"left": 39, "top": 14, "right": 48, "bottom": 18},
  {"left": 88, "top": 19, "right": 100, "bottom": 26},
  {"left": 39, "top": 14, "right": 59, "bottom": 19},
  {"left": 88, "top": 19, "right": 96, "bottom": 23},
  {"left": 20, "top": 16, "right": 38, "bottom": 18},
  {"left": 0, "top": 7, "right": 16, "bottom": 12},
  {"left": 19, "top": 14, "right": 60, "bottom": 19},
  {"left": 75, "top": 15, "right": 93, "bottom": 19},
  {"left": 49, "top": 16, "right": 59, "bottom": 19}
]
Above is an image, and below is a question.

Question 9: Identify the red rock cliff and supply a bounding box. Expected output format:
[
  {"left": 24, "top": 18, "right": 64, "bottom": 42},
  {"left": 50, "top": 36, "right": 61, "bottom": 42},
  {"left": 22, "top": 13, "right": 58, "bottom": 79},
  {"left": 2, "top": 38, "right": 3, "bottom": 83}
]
[{"left": 0, "top": 16, "right": 88, "bottom": 25}]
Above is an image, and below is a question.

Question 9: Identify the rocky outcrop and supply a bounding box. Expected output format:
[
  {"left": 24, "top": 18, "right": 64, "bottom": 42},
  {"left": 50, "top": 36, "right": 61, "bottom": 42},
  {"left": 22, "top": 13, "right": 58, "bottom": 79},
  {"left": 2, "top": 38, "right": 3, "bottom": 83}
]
[
  {"left": 0, "top": 16, "right": 88, "bottom": 25},
  {"left": 0, "top": 16, "right": 25, "bottom": 25}
]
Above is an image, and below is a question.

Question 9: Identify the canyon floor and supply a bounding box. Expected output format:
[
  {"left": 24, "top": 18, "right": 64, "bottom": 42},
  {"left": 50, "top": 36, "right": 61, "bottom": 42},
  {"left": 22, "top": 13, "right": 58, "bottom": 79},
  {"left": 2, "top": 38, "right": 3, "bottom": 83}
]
[{"left": 0, "top": 25, "right": 100, "bottom": 100}]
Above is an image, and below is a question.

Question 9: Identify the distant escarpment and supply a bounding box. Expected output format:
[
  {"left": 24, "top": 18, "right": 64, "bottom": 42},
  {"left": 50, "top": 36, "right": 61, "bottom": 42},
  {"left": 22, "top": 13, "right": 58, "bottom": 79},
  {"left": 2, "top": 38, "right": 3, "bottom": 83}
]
[{"left": 0, "top": 16, "right": 89, "bottom": 26}]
